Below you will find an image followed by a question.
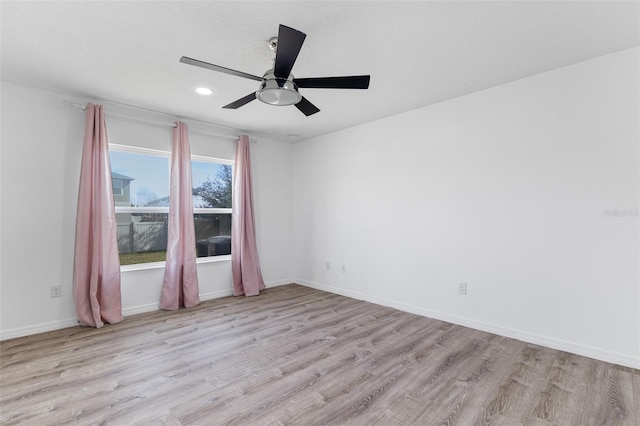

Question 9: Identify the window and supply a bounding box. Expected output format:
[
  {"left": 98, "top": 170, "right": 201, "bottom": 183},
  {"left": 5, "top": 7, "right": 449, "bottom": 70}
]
[
  {"left": 109, "top": 145, "right": 233, "bottom": 266},
  {"left": 112, "top": 179, "right": 124, "bottom": 196}
]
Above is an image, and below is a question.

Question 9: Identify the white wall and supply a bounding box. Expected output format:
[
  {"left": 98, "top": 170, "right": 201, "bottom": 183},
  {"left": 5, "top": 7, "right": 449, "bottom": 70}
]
[
  {"left": 0, "top": 81, "right": 294, "bottom": 338},
  {"left": 292, "top": 47, "right": 640, "bottom": 369}
]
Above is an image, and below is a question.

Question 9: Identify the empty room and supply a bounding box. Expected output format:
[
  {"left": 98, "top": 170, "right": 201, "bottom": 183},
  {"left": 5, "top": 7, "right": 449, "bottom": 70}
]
[{"left": 0, "top": 1, "right": 638, "bottom": 425}]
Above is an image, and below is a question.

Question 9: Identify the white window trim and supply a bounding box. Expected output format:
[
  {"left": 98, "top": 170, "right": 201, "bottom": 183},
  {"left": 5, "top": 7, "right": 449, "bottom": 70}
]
[
  {"left": 110, "top": 143, "right": 170, "bottom": 158},
  {"left": 192, "top": 153, "right": 234, "bottom": 167}
]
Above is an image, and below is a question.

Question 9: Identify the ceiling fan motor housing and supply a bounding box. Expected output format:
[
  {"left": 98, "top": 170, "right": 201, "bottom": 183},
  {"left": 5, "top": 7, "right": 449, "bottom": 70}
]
[{"left": 256, "top": 71, "right": 302, "bottom": 106}]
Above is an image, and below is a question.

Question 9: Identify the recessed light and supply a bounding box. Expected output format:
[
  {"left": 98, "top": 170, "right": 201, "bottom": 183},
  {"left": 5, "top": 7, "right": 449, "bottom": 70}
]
[{"left": 195, "top": 87, "right": 213, "bottom": 95}]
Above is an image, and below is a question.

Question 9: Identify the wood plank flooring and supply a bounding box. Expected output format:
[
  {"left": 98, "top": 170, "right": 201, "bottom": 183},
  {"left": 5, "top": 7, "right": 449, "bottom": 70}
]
[{"left": 1, "top": 284, "right": 638, "bottom": 425}]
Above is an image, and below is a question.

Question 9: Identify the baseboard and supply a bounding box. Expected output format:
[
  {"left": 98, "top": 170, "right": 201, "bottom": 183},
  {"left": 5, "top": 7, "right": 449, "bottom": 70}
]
[
  {"left": 200, "top": 288, "right": 235, "bottom": 301},
  {"left": 122, "top": 302, "right": 161, "bottom": 317},
  {"left": 1, "top": 280, "right": 295, "bottom": 341},
  {"left": 295, "top": 279, "right": 640, "bottom": 370},
  {"left": 116, "top": 280, "right": 294, "bottom": 317},
  {"left": 265, "top": 278, "right": 295, "bottom": 288},
  {"left": 0, "top": 318, "right": 80, "bottom": 341}
]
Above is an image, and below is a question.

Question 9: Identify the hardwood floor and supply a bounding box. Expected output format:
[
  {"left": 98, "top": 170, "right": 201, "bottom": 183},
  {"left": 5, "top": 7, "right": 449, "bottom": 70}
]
[{"left": 1, "top": 284, "right": 638, "bottom": 425}]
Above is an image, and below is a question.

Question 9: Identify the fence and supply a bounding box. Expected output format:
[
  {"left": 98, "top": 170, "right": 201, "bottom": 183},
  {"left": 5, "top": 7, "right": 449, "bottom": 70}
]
[
  {"left": 116, "top": 215, "right": 231, "bottom": 254},
  {"left": 117, "top": 222, "right": 167, "bottom": 254}
]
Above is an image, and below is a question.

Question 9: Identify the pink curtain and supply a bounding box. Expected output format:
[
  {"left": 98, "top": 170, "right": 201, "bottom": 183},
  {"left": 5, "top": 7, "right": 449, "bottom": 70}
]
[
  {"left": 232, "top": 135, "right": 265, "bottom": 296},
  {"left": 73, "top": 104, "right": 123, "bottom": 328},
  {"left": 160, "top": 122, "right": 200, "bottom": 310}
]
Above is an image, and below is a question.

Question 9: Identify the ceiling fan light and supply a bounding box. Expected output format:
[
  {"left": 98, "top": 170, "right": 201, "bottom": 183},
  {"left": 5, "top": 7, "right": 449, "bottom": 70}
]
[
  {"left": 256, "top": 77, "right": 302, "bottom": 106},
  {"left": 257, "top": 88, "right": 302, "bottom": 106}
]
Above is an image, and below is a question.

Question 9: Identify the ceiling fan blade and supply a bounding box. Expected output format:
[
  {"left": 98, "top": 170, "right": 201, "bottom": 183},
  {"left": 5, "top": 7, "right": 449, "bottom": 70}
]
[
  {"left": 274, "top": 25, "right": 306, "bottom": 79},
  {"left": 295, "top": 96, "right": 320, "bottom": 116},
  {"left": 180, "top": 56, "right": 263, "bottom": 82},
  {"left": 294, "top": 75, "right": 370, "bottom": 89},
  {"left": 222, "top": 92, "right": 257, "bottom": 109}
]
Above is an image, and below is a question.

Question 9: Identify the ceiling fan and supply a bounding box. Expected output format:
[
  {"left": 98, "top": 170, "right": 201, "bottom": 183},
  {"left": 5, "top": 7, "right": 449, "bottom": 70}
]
[{"left": 180, "top": 24, "right": 370, "bottom": 116}]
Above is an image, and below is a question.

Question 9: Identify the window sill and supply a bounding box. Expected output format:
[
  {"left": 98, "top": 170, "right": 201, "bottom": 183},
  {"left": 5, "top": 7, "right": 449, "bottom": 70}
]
[
  {"left": 120, "top": 255, "right": 232, "bottom": 273},
  {"left": 198, "top": 254, "right": 232, "bottom": 265}
]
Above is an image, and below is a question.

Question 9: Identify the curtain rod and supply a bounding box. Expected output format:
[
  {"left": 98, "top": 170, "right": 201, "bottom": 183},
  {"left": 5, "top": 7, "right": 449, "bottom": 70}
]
[{"left": 62, "top": 100, "right": 254, "bottom": 142}]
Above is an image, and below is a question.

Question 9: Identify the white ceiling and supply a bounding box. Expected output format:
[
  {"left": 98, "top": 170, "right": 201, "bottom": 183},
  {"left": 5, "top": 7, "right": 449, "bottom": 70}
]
[{"left": 1, "top": 1, "right": 638, "bottom": 142}]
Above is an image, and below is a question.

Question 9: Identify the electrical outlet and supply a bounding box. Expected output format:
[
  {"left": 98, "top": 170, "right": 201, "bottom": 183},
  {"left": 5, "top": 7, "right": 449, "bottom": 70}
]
[
  {"left": 50, "top": 285, "right": 62, "bottom": 298},
  {"left": 325, "top": 262, "right": 331, "bottom": 271},
  {"left": 341, "top": 265, "right": 347, "bottom": 274},
  {"left": 458, "top": 283, "right": 467, "bottom": 295}
]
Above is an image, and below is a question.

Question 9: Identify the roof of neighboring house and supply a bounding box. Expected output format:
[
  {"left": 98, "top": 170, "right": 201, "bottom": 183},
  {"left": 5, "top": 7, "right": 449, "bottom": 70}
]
[
  {"left": 112, "top": 172, "right": 134, "bottom": 181},
  {"left": 145, "top": 196, "right": 169, "bottom": 207}
]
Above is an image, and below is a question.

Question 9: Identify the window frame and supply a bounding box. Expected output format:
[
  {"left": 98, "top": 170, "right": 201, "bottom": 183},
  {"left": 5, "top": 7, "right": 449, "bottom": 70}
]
[
  {"left": 112, "top": 179, "right": 124, "bottom": 196},
  {"left": 109, "top": 143, "right": 233, "bottom": 271}
]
